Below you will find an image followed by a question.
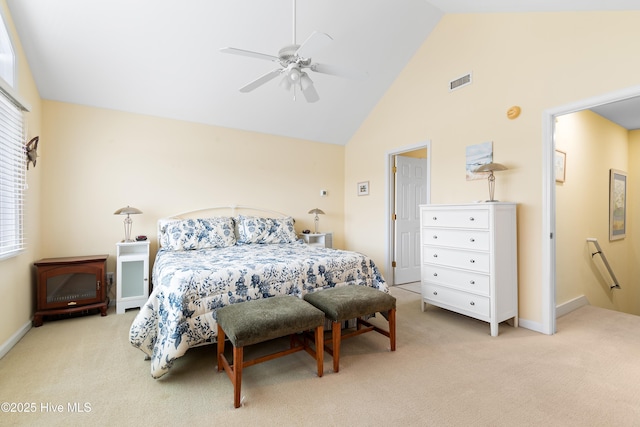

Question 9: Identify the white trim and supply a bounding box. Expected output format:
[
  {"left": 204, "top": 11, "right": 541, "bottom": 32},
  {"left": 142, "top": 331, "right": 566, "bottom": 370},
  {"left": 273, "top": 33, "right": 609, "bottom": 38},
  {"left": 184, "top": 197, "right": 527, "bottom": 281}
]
[
  {"left": 0, "top": 320, "right": 31, "bottom": 360},
  {"left": 556, "top": 295, "right": 589, "bottom": 318},
  {"left": 385, "top": 140, "right": 431, "bottom": 287},
  {"left": 542, "top": 84, "right": 640, "bottom": 335},
  {"left": 517, "top": 318, "right": 545, "bottom": 334}
]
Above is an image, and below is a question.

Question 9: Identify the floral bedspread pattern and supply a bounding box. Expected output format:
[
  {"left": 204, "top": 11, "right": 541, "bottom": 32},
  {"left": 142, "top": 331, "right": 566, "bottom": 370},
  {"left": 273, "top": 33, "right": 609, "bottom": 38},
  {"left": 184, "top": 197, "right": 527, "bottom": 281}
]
[{"left": 129, "top": 242, "right": 387, "bottom": 378}]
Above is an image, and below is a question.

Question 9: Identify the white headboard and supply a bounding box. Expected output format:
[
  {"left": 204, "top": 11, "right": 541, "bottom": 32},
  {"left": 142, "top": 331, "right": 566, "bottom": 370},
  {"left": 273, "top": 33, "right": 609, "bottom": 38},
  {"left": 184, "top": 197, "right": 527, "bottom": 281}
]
[{"left": 157, "top": 205, "right": 291, "bottom": 244}]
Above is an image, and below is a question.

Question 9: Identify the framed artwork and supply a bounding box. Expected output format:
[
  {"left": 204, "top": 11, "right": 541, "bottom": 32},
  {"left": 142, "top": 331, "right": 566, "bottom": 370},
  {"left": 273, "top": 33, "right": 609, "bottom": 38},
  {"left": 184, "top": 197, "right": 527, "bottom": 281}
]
[
  {"left": 554, "top": 149, "right": 566, "bottom": 183},
  {"left": 609, "top": 169, "right": 626, "bottom": 240},
  {"left": 466, "top": 141, "right": 493, "bottom": 180},
  {"left": 357, "top": 181, "right": 369, "bottom": 196}
]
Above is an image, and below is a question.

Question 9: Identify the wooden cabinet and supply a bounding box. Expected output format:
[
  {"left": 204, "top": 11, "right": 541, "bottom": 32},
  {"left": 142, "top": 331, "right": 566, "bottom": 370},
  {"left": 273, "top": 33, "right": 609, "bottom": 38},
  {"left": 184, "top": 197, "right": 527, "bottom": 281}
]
[
  {"left": 33, "top": 255, "right": 109, "bottom": 327},
  {"left": 116, "top": 241, "right": 150, "bottom": 314},
  {"left": 419, "top": 203, "right": 517, "bottom": 336}
]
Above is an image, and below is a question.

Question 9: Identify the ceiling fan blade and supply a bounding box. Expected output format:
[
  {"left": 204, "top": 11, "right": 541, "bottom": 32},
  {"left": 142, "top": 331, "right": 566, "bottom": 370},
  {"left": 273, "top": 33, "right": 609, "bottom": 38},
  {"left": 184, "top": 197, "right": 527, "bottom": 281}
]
[
  {"left": 239, "top": 69, "right": 282, "bottom": 93},
  {"left": 295, "top": 31, "right": 332, "bottom": 58},
  {"left": 301, "top": 82, "right": 320, "bottom": 103},
  {"left": 311, "top": 62, "right": 368, "bottom": 81},
  {"left": 220, "top": 47, "right": 280, "bottom": 63}
]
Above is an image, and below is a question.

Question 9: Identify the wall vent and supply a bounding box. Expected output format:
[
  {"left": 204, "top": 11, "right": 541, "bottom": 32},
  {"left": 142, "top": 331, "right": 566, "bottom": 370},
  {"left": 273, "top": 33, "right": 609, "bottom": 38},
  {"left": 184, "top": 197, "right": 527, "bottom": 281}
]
[{"left": 449, "top": 72, "right": 472, "bottom": 92}]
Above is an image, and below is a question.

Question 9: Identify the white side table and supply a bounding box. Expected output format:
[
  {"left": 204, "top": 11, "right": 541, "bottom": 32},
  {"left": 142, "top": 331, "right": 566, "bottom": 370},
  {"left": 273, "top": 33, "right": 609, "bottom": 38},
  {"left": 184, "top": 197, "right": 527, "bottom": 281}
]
[
  {"left": 300, "top": 232, "right": 333, "bottom": 248},
  {"left": 116, "top": 241, "right": 150, "bottom": 314}
]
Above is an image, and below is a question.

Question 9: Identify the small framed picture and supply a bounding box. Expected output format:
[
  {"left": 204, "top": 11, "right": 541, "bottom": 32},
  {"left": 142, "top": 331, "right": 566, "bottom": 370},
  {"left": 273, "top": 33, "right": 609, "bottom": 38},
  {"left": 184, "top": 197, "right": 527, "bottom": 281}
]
[
  {"left": 357, "top": 181, "right": 369, "bottom": 196},
  {"left": 555, "top": 149, "right": 566, "bottom": 183},
  {"left": 609, "top": 169, "right": 627, "bottom": 241}
]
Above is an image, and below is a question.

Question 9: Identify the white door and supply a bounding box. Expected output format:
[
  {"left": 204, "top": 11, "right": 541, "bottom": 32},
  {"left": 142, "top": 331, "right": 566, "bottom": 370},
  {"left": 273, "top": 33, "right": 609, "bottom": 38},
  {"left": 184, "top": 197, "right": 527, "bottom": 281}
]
[{"left": 394, "top": 155, "right": 428, "bottom": 284}]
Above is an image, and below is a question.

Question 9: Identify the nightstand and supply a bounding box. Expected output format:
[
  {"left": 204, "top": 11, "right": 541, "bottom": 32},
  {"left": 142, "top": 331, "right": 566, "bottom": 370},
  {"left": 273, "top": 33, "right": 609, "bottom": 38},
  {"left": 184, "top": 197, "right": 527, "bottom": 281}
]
[
  {"left": 116, "top": 241, "right": 150, "bottom": 314},
  {"left": 300, "top": 232, "right": 333, "bottom": 248}
]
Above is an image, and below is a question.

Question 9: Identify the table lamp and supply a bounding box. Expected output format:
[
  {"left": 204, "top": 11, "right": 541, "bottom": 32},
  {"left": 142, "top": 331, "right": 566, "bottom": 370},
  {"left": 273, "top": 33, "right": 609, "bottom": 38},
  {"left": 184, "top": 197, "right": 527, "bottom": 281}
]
[{"left": 114, "top": 206, "right": 143, "bottom": 242}]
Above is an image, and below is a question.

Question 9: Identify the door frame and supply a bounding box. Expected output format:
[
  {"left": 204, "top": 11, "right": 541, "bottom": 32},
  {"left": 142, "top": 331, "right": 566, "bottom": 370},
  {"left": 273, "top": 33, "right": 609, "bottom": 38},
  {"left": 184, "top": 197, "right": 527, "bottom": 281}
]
[
  {"left": 542, "top": 84, "right": 640, "bottom": 335},
  {"left": 385, "top": 140, "right": 431, "bottom": 286}
]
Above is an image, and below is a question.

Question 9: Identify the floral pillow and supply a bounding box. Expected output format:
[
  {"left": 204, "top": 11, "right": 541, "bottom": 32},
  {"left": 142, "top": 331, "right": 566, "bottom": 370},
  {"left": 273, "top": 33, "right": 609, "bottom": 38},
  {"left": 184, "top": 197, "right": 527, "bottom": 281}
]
[
  {"left": 236, "top": 215, "right": 297, "bottom": 244},
  {"left": 160, "top": 217, "right": 236, "bottom": 250}
]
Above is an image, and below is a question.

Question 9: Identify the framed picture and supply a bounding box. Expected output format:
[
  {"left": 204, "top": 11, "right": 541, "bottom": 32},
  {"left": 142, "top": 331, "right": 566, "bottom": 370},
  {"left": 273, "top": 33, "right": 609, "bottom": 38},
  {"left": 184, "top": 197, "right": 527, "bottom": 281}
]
[
  {"left": 554, "top": 149, "right": 566, "bottom": 183},
  {"left": 609, "top": 169, "right": 626, "bottom": 240},
  {"left": 357, "top": 181, "right": 369, "bottom": 196},
  {"left": 465, "top": 141, "right": 493, "bottom": 181}
]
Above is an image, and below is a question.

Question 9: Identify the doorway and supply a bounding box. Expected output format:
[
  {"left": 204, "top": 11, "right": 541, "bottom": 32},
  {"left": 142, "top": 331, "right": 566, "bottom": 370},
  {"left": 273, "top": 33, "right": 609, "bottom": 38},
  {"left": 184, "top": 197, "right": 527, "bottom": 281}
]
[
  {"left": 385, "top": 141, "right": 431, "bottom": 287},
  {"left": 542, "top": 85, "right": 640, "bottom": 335}
]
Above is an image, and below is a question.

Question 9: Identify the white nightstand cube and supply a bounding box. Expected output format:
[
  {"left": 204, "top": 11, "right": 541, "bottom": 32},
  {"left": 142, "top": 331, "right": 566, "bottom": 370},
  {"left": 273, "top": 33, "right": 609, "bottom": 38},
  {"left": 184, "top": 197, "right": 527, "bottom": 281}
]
[
  {"left": 116, "top": 241, "right": 150, "bottom": 314},
  {"left": 300, "top": 232, "right": 333, "bottom": 248}
]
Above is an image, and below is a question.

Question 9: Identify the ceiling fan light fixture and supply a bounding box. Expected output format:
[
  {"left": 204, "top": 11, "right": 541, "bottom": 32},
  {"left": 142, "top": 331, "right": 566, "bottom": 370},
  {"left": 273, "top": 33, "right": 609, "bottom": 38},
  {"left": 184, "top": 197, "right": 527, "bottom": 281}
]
[
  {"left": 289, "top": 67, "right": 301, "bottom": 82},
  {"left": 279, "top": 75, "right": 292, "bottom": 90}
]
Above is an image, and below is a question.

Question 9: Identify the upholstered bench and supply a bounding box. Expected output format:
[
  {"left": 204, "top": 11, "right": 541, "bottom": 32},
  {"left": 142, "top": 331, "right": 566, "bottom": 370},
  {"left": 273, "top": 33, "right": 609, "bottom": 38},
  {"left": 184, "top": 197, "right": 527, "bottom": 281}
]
[
  {"left": 303, "top": 285, "right": 396, "bottom": 373},
  {"left": 216, "top": 296, "right": 325, "bottom": 408}
]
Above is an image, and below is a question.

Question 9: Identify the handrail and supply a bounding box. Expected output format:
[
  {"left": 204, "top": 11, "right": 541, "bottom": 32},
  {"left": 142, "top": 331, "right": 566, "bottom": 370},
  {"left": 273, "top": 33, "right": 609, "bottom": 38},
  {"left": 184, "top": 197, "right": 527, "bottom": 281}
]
[{"left": 586, "top": 238, "right": 621, "bottom": 289}]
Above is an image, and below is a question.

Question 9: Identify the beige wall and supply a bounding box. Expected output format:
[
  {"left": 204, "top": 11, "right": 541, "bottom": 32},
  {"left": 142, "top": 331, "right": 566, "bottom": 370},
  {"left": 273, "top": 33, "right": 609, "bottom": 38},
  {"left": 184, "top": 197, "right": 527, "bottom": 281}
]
[
  {"left": 344, "top": 11, "right": 640, "bottom": 327},
  {"left": 0, "top": 1, "right": 42, "bottom": 349},
  {"left": 555, "top": 110, "right": 639, "bottom": 315},
  {"left": 39, "top": 101, "right": 346, "bottom": 302}
]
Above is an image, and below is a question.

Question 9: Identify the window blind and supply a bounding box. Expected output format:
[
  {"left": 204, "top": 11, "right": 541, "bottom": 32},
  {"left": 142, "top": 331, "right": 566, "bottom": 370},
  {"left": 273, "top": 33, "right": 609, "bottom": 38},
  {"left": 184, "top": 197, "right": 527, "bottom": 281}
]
[{"left": 0, "top": 90, "right": 25, "bottom": 259}]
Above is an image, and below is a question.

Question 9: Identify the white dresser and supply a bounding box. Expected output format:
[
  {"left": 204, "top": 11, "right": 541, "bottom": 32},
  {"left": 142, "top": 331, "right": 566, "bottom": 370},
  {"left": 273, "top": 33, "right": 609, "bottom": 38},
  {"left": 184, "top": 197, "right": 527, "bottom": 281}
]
[{"left": 419, "top": 203, "right": 518, "bottom": 336}]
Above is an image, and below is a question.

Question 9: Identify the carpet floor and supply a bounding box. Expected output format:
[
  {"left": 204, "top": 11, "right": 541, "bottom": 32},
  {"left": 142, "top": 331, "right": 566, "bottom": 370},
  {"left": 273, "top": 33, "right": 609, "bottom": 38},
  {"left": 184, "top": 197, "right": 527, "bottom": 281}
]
[{"left": 1, "top": 286, "right": 639, "bottom": 426}]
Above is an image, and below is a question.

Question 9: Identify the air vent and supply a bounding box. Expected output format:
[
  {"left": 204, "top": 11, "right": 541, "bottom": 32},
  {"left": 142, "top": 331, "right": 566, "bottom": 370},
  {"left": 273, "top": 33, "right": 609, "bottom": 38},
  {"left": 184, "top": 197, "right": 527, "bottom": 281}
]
[{"left": 449, "top": 72, "right": 472, "bottom": 92}]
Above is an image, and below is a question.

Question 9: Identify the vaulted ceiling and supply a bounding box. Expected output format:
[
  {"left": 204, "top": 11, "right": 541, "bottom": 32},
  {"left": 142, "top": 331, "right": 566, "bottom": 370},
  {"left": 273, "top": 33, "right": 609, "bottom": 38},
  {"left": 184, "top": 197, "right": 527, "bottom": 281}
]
[{"left": 7, "top": 0, "right": 640, "bottom": 144}]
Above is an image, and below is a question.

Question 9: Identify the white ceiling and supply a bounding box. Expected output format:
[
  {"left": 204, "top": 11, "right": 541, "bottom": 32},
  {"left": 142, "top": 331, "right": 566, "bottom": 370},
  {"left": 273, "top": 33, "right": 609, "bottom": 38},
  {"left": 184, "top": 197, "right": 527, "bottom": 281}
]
[{"left": 6, "top": 0, "right": 640, "bottom": 145}]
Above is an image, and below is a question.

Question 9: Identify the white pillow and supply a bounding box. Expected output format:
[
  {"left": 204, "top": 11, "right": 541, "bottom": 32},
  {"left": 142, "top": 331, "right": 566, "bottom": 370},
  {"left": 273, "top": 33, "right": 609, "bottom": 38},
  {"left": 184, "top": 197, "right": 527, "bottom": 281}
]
[
  {"left": 236, "top": 215, "right": 297, "bottom": 244},
  {"left": 160, "top": 217, "right": 236, "bottom": 250}
]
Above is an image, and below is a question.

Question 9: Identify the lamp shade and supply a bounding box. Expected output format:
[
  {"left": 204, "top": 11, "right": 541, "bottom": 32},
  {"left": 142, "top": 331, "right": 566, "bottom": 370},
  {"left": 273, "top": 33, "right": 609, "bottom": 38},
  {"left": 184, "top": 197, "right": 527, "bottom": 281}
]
[
  {"left": 474, "top": 162, "right": 508, "bottom": 174},
  {"left": 308, "top": 208, "right": 325, "bottom": 215},
  {"left": 114, "top": 206, "right": 143, "bottom": 216}
]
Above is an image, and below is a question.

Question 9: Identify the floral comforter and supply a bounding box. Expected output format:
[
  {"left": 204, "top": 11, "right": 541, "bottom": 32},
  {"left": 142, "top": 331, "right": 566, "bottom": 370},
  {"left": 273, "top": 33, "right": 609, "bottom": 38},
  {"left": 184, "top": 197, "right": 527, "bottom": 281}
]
[{"left": 129, "top": 242, "right": 387, "bottom": 378}]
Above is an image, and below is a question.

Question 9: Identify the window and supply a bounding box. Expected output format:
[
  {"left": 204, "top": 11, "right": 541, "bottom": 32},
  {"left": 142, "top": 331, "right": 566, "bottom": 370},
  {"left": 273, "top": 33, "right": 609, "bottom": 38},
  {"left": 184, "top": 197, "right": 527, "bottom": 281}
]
[
  {"left": 0, "top": 12, "right": 26, "bottom": 259},
  {"left": 0, "top": 12, "right": 14, "bottom": 87}
]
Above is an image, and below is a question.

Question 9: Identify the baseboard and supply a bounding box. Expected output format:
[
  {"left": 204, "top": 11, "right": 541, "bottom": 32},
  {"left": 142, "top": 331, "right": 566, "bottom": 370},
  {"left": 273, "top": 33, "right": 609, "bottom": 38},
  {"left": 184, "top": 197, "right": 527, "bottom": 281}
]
[
  {"left": 0, "top": 320, "right": 31, "bottom": 360},
  {"left": 556, "top": 295, "right": 589, "bottom": 318},
  {"left": 517, "top": 318, "right": 545, "bottom": 334}
]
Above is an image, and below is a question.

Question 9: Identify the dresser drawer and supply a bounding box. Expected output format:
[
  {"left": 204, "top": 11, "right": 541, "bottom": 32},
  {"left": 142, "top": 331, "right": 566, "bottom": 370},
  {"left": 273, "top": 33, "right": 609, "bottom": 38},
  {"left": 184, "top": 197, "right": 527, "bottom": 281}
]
[
  {"left": 422, "top": 246, "right": 490, "bottom": 273},
  {"left": 422, "top": 265, "right": 489, "bottom": 295},
  {"left": 421, "top": 209, "right": 489, "bottom": 229},
  {"left": 422, "top": 283, "right": 490, "bottom": 318},
  {"left": 422, "top": 228, "right": 489, "bottom": 251}
]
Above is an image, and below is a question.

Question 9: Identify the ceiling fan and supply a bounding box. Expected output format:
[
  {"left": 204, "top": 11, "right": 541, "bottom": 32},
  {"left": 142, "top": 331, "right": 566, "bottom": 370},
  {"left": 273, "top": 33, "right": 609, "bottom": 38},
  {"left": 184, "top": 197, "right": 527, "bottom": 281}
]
[{"left": 220, "top": 0, "right": 366, "bottom": 103}]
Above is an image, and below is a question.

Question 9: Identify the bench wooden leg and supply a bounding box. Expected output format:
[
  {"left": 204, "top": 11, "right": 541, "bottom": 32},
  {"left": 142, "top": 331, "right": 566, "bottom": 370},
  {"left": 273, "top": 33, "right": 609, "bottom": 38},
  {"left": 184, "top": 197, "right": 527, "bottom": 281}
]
[
  {"left": 332, "top": 321, "right": 341, "bottom": 373},
  {"left": 389, "top": 308, "right": 396, "bottom": 351},
  {"left": 217, "top": 324, "right": 244, "bottom": 408},
  {"left": 217, "top": 324, "right": 225, "bottom": 372},
  {"left": 315, "top": 326, "right": 324, "bottom": 377},
  {"left": 233, "top": 346, "right": 243, "bottom": 408}
]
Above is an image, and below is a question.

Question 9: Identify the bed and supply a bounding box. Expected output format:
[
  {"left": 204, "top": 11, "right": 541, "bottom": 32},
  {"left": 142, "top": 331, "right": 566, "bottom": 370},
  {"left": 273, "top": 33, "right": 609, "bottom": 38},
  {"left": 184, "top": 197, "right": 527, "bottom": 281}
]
[{"left": 129, "top": 206, "right": 388, "bottom": 378}]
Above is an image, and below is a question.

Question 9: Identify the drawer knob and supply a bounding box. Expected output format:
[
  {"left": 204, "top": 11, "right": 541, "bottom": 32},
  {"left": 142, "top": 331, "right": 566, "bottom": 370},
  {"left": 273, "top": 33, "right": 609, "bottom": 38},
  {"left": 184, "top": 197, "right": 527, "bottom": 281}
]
[
  {"left": 432, "top": 216, "right": 438, "bottom": 221},
  {"left": 470, "top": 301, "right": 475, "bottom": 306},
  {"left": 433, "top": 254, "right": 438, "bottom": 258},
  {"left": 469, "top": 217, "right": 475, "bottom": 221},
  {"left": 470, "top": 259, "right": 475, "bottom": 263},
  {"left": 433, "top": 235, "right": 438, "bottom": 239},
  {"left": 433, "top": 291, "right": 438, "bottom": 296},
  {"left": 470, "top": 280, "right": 475, "bottom": 285},
  {"left": 433, "top": 273, "right": 438, "bottom": 277},
  {"left": 469, "top": 238, "right": 475, "bottom": 242}
]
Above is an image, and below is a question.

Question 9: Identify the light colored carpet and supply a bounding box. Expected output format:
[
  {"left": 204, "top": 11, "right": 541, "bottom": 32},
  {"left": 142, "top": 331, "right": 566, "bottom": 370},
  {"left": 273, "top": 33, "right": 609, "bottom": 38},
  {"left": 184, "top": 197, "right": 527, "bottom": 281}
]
[{"left": 1, "top": 287, "right": 640, "bottom": 426}]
